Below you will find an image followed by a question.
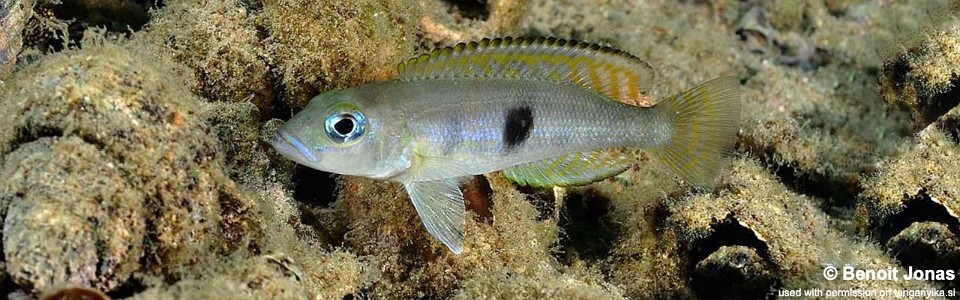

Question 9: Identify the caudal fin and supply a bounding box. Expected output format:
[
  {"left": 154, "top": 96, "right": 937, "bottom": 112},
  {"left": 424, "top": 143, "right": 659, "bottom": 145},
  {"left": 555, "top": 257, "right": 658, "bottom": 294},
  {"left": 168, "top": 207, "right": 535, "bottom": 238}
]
[{"left": 652, "top": 77, "right": 741, "bottom": 188}]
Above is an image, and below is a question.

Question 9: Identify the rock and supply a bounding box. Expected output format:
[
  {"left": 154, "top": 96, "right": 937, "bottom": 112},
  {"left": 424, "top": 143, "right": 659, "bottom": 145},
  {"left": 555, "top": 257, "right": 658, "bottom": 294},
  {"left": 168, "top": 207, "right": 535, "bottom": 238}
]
[{"left": 0, "top": 40, "right": 257, "bottom": 294}]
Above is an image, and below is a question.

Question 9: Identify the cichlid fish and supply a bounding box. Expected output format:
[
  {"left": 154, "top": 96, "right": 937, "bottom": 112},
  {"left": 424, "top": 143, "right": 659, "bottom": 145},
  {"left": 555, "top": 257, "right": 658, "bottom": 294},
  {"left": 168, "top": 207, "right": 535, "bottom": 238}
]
[{"left": 272, "top": 37, "right": 741, "bottom": 254}]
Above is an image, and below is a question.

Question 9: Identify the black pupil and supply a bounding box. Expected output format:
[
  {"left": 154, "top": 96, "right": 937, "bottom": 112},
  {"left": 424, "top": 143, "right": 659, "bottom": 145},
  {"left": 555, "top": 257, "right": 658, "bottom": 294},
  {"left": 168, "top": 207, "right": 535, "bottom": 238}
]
[{"left": 334, "top": 116, "right": 355, "bottom": 136}]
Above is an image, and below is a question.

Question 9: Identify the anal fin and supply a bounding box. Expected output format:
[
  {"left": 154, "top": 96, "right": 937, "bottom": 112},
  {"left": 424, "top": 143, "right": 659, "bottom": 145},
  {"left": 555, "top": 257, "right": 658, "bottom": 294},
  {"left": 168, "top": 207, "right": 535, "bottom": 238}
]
[
  {"left": 503, "top": 148, "right": 634, "bottom": 188},
  {"left": 404, "top": 178, "right": 468, "bottom": 254}
]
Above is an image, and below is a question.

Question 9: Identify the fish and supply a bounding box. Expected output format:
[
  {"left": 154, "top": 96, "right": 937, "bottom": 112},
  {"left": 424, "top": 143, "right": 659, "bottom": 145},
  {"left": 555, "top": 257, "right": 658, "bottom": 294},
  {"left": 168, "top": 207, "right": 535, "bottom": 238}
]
[{"left": 271, "top": 37, "right": 741, "bottom": 254}]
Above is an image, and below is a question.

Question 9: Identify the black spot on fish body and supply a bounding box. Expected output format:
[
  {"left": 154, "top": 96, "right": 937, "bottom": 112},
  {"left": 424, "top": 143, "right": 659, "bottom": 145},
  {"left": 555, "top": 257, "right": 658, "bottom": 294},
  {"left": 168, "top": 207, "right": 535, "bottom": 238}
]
[{"left": 503, "top": 105, "right": 534, "bottom": 149}]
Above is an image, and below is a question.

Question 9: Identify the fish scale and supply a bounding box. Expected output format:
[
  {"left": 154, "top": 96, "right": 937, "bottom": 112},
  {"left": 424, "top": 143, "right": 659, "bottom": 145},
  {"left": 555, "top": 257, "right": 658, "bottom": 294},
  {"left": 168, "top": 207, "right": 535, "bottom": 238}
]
[
  {"left": 388, "top": 78, "right": 665, "bottom": 181},
  {"left": 272, "top": 37, "right": 741, "bottom": 253}
]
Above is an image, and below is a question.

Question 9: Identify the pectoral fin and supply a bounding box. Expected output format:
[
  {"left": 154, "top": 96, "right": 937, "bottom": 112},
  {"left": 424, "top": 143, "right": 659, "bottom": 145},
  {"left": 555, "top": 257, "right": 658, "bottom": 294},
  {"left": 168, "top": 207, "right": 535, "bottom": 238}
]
[
  {"left": 503, "top": 148, "right": 634, "bottom": 188},
  {"left": 404, "top": 178, "right": 467, "bottom": 254}
]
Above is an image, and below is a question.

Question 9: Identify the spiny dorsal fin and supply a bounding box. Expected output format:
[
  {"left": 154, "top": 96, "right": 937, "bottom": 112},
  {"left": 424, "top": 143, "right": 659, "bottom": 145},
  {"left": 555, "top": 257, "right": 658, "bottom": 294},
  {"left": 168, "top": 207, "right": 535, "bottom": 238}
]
[
  {"left": 503, "top": 148, "right": 634, "bottom": 188},
  {"left": 397, "top": 37, "right": 657, "bottom": 106}
]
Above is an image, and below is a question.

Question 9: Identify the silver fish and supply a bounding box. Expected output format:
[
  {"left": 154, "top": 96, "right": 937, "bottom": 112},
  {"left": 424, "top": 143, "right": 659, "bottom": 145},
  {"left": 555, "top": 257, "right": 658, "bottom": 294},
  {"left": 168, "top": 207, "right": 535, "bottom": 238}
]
[{"left": 272, "top": 37, "right": 741, "bottom": 254}]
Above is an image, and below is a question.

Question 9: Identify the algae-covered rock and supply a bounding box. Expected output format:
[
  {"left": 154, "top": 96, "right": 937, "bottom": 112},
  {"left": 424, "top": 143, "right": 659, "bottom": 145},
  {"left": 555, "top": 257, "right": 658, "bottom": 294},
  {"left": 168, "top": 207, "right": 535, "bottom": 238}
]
[
  {"left": 860, "top": 128, "right": 960, "bottom": 275},
  {"left": 419, "top": 0, "right": 529, "bottom": 45},
  {"left": 880, "top": 24, "right": 960, "bottom": 130},
  {"left": 691, "top": 245, "right": 776, "bottom": 300},
  {"left": 0, "top": 39, "right": 257, "bottom": 293},
  {"left": 1, "top": 136, "right": 143, "bottom": 293},
  {"left": 6, "top": 0, "right": 960, "bottom": 298},
  {"left": 142, "top": 0, "right": 275, "bottom": 114},
  {"left": 202, "top": 101, "right": 271, "bottom": 184},
  {"left": 0, "top": 0, "right": 25, "bottom": 78},
  {"left": 578, "top": 155, "right": 692, "bottom": 299},
  {"left": 941, "top": 108, "right": 960, "bottom": 142},
  {"left": 861, "top": 128, "right": 960, "bottom": 217},
  {"left": 669, "top": 160, "right": 938, "bottom": 294},
  {"left": 887, "top": 221, "right": 960, "bottom": 272},
  {"left": 37, "top": 285, "right": 109, "bottom": 300},
  {"left": 131, "top": 250, "right": 372, "bottom": 300},
  {"left": 452, "top": 268, "right": 625, "bottom": 299},
  {"left": 330, "top": 172, "right": 622, "bottom": 298},
  {"left": 263, "top": 0, "right": 421, "bottom": 110}
]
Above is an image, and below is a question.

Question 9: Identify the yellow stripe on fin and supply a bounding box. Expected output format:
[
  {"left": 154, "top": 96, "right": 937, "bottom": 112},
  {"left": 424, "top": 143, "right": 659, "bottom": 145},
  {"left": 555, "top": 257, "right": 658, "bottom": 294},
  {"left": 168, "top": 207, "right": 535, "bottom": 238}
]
[
  {"left": 502, "top": 148, "right": 634, "bottom": 188},
  {"left": 651, "top": 77, "right": 741, "bottom": 188},
  {"left": 397, "top": 37, "right": 657, "bottom": 106}
]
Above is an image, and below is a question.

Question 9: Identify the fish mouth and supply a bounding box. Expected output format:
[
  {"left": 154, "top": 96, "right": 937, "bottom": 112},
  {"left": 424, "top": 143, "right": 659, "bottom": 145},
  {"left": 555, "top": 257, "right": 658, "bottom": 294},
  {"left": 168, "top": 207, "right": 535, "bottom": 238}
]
[{"left": 271, "top": 130, "right": 319, "bottom": 166}]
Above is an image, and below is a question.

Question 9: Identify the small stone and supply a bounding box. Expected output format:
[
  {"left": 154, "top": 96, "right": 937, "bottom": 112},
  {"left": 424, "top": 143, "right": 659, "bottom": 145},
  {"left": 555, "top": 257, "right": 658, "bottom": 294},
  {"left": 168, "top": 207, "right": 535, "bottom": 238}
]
[
  {"left": 1, "top": 137, "right": 145, "bottom": 293},
  {"left": 887, "top": 221, "right": 960, "bottom": 271},
  {"left": 692, "top": 245, "right": 776, "bottom": 300}
]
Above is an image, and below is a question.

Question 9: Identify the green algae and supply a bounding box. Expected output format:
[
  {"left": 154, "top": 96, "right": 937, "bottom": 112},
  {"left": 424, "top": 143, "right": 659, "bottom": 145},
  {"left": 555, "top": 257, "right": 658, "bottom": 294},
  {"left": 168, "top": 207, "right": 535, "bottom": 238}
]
[
  {"left": 0, "top": 0, "right": 959, "bottom": 298},
  {"left": 0, "top": 38, "right": 259, "bottom": 294},
  {"left": 263, "top": 0, "right": 421, "bottom": 111},
  {"left": 1, "top": 136, "right": 143, "bottom": 293},
  {"left": 880, "top": 24, "right": 960, "bottom": 131},
  {"left": 142, "top": 0, "right": 276, "bottom": 116}
]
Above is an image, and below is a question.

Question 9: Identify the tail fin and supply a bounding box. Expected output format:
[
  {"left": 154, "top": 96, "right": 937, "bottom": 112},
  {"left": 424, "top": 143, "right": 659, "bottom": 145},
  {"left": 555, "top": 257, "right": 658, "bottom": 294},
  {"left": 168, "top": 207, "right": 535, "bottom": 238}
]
[{"left": 652, "top": 77, "right": 741, "bottom": 188}]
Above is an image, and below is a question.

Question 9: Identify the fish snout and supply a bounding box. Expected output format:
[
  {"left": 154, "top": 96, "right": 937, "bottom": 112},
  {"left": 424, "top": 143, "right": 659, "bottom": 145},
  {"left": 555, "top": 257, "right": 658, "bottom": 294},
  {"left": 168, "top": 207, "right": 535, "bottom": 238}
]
[{"left": 271, "top": 131, "right": 319, "bottom": 165}]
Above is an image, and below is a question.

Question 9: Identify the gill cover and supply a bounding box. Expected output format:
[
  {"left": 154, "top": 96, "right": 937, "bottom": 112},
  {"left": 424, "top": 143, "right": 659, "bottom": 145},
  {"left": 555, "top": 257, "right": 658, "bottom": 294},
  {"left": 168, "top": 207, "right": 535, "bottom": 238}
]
[{"left": 272, "top": 86, "right": 411, "bottom": 179}]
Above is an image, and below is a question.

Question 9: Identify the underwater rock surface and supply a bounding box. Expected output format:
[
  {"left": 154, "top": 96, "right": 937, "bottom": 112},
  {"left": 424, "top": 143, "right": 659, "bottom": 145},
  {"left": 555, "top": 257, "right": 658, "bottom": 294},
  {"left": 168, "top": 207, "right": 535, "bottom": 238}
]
[
  {"left": 881, "top": 25, "right": 960, "bottom": 131},
  {"left": 145, "top": 0, "right": 276, "bottom": 115},
  {"left": 0, "top": 0, "right": 958, "bottom": 298},
  {"left": 0, "top": 41, "right": 257, "bottom": 294},
  {"left": 2, "top": 136, "right": 143, "bottom": 293},
  {"left": 263, "top": 0, "right": 422, "bottom": 110},
  {"left": 0, "top": 0, "right": 24, "bottom": 78}
]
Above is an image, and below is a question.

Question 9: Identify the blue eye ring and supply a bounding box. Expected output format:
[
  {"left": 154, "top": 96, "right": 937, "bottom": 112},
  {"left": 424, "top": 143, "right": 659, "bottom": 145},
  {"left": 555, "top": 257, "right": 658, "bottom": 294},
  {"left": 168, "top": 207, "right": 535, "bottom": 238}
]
[{"left": 324, "top": 111, "right": 366, "bottom": 143}]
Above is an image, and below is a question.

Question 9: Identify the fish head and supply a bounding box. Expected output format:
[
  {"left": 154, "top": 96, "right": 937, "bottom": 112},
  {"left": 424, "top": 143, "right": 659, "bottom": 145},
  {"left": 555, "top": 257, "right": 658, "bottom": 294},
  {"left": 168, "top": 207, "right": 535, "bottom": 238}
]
[{"left": 272, "top": 84, "right": 411, "bottom": 179}]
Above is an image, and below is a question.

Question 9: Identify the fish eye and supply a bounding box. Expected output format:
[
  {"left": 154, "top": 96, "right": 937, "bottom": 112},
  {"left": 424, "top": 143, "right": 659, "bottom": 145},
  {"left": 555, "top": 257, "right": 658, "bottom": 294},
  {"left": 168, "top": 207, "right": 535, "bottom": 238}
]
[{"left": 324, "top": 111, "right": 366, "bottom": 143}]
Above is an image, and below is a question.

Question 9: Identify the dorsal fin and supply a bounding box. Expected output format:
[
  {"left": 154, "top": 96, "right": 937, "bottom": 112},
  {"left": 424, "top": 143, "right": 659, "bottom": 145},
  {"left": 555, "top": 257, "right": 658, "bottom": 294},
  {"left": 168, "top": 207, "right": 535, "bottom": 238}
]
[{"left": 397, "top": 37, "right": 657, "bottom": 106}]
